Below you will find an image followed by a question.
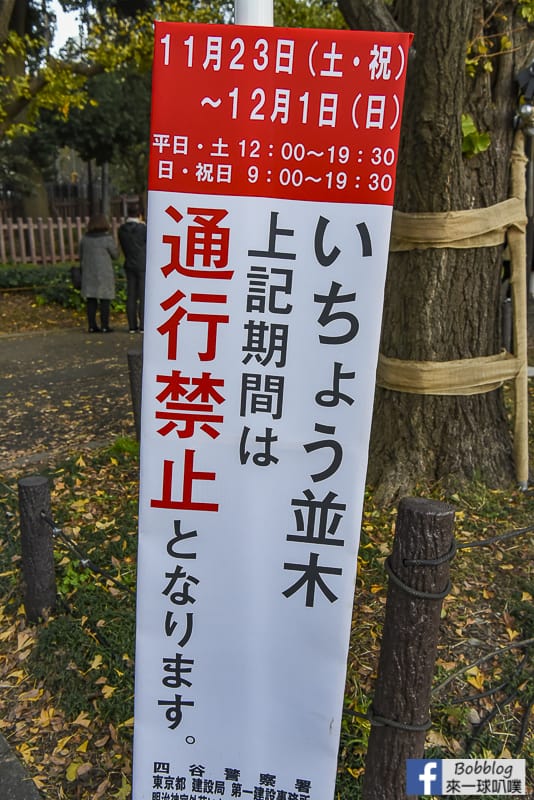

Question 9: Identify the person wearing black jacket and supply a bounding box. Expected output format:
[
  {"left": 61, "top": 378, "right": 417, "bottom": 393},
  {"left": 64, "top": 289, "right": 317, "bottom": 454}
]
[{"left": 119, "top": 203, "right": 147, "bottom": 333}]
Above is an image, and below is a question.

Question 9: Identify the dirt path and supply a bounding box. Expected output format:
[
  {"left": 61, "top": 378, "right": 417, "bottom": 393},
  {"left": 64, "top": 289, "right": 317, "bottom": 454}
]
[{"left": 0, "top": 325, "right": 141, "bottom": 474}]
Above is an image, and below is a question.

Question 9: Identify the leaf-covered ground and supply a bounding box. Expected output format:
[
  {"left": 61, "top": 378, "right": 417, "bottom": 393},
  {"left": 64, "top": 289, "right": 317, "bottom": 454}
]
[
  {"left": 0, "top": 292, "right": 532, "bottom": 799},
  {"left": 0, "top": 291, "right": 134, "bottom": 471},
  {"left": 0, "top": 290, "right": 88, "bottom": 333}
]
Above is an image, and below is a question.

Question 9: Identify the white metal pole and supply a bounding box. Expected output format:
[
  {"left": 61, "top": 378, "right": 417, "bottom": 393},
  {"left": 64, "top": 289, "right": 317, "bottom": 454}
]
[{"left": 234, "top": 0, "right": 273, "bottom": 26}]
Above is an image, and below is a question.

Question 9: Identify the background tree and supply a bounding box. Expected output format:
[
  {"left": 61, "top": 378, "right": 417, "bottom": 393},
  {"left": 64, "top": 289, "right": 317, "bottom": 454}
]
[
  {"left": 50, "top": 70, "right": 151, "bottom": 213},
  {"left": 275, "top": 0, "right": 346, "bottom": 28},
  {"left": 0, "top": 0, "right": 230, "bottom": 214},
  {"left": 1, "top": 0, "right": 100, "bottom": 214},
  {"left": 0, "top": 0, "right": 59, "bottom": 214},
  {"left": 0, "top": 0, "right": 344, "bottom": 214},
  {"left": 336, "top": 0, "right": 534, "bottom": 501}
]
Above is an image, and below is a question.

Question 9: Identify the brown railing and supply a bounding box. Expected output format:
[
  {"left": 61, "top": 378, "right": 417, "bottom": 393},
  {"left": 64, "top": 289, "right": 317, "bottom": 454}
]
[{"left": 0, "top": 216, "right": 122, "bottom": 265}]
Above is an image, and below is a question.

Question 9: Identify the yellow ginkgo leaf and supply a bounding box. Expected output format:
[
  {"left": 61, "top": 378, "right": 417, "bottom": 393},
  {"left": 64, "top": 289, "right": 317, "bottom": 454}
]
[
  {"left": 466, "top": 666, "right": 485, "bottom": 691},
  {"left": 66, "top": 760, "right": 85, "bottom": 782},
  {"left": 89, "top": 654, "right": 103, "bottom": 670},
  {"left": 16, "top": 743, "right": 35, "bottom": 764},
  {"left": 347, "top": 767, "right": 364, "bottom": 779},
  {"left": 54, "top": 735, "right": 73, "bottom": 754},
  {"left": 71, "top": 499, "right": 89, "bottom": 511}
]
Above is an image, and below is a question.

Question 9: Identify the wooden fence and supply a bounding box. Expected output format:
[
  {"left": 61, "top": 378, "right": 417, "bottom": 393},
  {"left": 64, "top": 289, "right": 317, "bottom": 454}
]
[{"left": 0, "top": 216, "right": 122, "bottom": 266}]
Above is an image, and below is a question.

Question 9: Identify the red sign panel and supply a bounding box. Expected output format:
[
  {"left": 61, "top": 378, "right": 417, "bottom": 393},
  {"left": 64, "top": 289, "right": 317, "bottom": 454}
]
[{"left": 148, "top": 22, "right": 411, "bottom": 205}]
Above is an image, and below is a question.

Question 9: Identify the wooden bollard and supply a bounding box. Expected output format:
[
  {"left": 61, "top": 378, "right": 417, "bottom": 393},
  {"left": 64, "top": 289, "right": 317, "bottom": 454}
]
[
  {"left": 127, "top": 348, "right": 143, "bottom": 441},
  {"left": 362, "top": 497, "right": 455, "bottom": 800},
  {"left": 18, "top": 475, "right": 57, "bottom": 622}
]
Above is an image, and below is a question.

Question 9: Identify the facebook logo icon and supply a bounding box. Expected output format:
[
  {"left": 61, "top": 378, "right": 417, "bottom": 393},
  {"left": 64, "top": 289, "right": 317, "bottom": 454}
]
[{"left": 406, "top": 759, "right": 443, "bottom": 795}]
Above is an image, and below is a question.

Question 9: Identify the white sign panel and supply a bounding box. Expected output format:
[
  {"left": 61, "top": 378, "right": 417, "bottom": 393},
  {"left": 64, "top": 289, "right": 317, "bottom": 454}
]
[{"left": 133, "top": 21, "right": 412, "bottom": 800}]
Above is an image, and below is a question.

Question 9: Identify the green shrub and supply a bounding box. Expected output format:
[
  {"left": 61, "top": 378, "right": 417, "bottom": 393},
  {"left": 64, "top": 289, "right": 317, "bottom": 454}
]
[
  {"left": 0, "top": 262, "right": 127, "bottom": 312},
  {"left": 0, "top": 263, "right": 66, "bottom": 289}
]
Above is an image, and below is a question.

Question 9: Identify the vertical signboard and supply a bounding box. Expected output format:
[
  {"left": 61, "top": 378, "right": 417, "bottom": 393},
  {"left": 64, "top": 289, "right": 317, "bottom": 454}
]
[{"left": 134, "top": 21, "right": 411, "bottom": 800}]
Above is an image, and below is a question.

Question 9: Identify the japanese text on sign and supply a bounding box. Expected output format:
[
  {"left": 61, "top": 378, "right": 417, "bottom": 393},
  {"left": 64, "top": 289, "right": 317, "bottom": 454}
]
[
  {"left": 133, "top": 21, "right": 412, "bottom": 800},
  {"left": 148, "top": 22, "right": 410, "bottom": 204}
]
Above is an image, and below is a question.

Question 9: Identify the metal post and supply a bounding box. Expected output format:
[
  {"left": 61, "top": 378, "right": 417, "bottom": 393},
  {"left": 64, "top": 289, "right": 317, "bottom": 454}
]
[{"left": 234, "top": 0, "right": 273, "bottom": 26}]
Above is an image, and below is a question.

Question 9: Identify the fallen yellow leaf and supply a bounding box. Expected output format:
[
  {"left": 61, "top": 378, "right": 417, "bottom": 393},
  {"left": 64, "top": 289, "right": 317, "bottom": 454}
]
[
  {"left": 347, "top": 767, "right": 364, "bottom": 779},
  {"left": 7, "top": 669, "right": 26, "bottom": 685},
  {"left": 0, "top": 625, "right": 17, "bottom": 642},
  {"left": 18, "top": 688, "right": 43, "bottom": 702},
  {"left": 54, "top": 735, "right": 73, "bottom": 754},
  {"left": 35, "top": 706, "right": 56, "bottom": 726},
  {"left": 16, "top": 631, "right": 35, "bottom": 652},
  {"left": 16, "top": 742, "right": 35, "bottom": 764},
  {"left": 71, "top": 499, "right": 89, "bottom": 511},
  {"left": 466, "top": 666, "right": 485, "bottom": 691},
  {"left": 89, "top": 654, "right": 103, "bottom": 671},
  {"left": 66, "top": 760, "right": 85, "bottom": 782},
  {"left": 73, "top": 711, "right": 92, "bottom": 728}
]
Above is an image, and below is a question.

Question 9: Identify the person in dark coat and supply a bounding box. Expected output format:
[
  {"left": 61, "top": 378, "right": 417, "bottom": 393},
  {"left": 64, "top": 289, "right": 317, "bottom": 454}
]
[
  {"left": 119, "top": 202, "right": 147, "bottom": 333},
  {"left": 79, "top": 213, "right": 119, "bottom": 333}
]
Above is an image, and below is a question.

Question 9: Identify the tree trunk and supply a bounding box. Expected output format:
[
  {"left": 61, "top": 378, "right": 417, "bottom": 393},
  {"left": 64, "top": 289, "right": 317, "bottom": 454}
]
[
  {"left": 337, "top": 0, "right": 533, "bottom": 501},
  {"left": 101, "top": 162, "right": 111, "bottom": 216},
  {"left": 87, "top": 159, "right": 96, "bottom": 216},
  {"left": 20, "top": 162, "right": 50, "bottom": 218}
]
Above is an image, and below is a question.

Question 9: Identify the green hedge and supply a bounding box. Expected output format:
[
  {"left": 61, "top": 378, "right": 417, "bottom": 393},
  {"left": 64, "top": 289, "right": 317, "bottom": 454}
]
[
  {"left": 0, "top": 263, "right": 127, "bottom": 312},
  {"left": 0, "top": 263, "right": 65, "bottom": 289}
]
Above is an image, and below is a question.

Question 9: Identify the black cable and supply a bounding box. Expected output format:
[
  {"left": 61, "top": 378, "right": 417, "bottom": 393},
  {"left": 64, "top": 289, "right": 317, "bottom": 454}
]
[
  {"left": 514, "top": 699, "right": 533, "bottom": 754},
  {"left": 456, "top": 525, "right": 534, "bottom": 550},
  {"left": 433, "top": 639, "right": 534, "bottom": 695},
  {"left": 343, "top": 706, "right": 431, "bottom": 732},
  {"left": 466, "top": 688, "right": 520, "bottom": 750},
  {"left": 448, "top": 654, "right": 529, "bottom": 706},
  {"left": 40, "top": 511, "right": 134, "bottom": 595}
]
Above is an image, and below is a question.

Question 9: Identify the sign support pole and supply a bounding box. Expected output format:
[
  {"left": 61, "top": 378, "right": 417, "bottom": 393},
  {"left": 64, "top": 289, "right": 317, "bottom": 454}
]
[{"left": 234, "top": 0, "right": 273, "bottom": 26}]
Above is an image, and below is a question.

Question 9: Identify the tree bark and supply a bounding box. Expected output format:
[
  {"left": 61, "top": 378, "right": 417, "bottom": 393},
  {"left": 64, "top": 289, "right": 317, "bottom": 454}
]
[
  {"left": 336, "top": 0, "right": 401, "bottom": 33},
  {"left": 362, "top": 497, "right": 455, "bottom": 800},
  {"left": 337, "top": 0, "right": 533, "bottom": 501},
  {"left": 18, "top": 475, "right": 56, "bottom": 622}
]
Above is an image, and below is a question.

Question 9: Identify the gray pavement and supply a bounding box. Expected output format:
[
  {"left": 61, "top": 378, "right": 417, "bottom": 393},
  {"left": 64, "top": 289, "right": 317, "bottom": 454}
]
[
  {"left": 0, "top": 325, "right": 142, "bottom": 473},
  {"left": 0, "top": 733, "right": 42, "bottom": 800}
]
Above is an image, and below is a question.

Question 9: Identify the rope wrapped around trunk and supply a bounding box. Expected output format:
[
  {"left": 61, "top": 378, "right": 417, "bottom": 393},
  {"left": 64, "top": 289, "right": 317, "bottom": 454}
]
[{"left": 376, "top": 130, "right": 529, "bottom": 484}]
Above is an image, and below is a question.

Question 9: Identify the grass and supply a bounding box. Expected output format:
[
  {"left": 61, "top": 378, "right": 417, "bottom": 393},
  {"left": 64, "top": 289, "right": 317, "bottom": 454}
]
[
  {"left": 1, "top": 448, "right": 532, "bottom": 799},
  {"left": 0, "top": 443, "right": 139, "bottom": 797}
]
